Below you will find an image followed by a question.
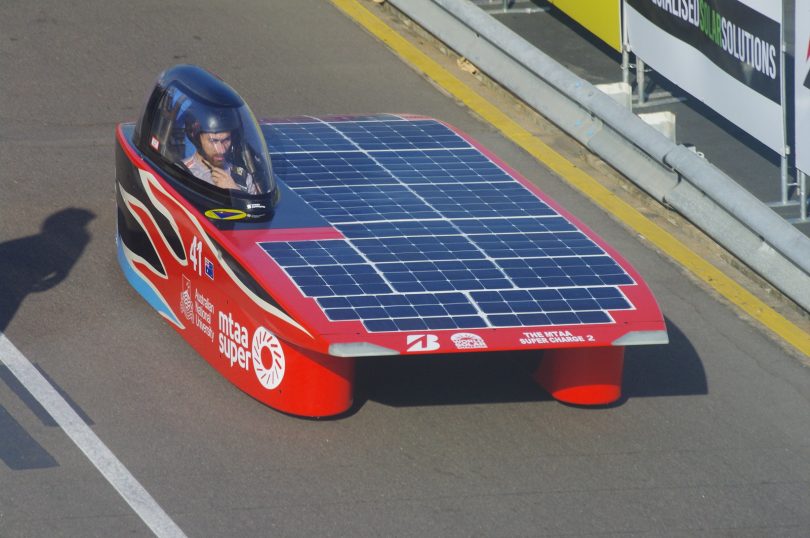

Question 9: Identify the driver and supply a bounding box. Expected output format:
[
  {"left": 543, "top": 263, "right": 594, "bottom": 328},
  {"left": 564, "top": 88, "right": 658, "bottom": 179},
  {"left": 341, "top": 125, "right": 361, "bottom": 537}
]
[{"left": 182, "top": 107, "right": 259, "bottom": 194}]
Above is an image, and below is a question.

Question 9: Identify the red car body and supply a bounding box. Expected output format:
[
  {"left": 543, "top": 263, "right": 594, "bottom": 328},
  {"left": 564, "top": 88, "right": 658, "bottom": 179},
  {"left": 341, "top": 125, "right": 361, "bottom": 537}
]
[{"left": 115, "top": 67, "right": 666, "bottom": 417}]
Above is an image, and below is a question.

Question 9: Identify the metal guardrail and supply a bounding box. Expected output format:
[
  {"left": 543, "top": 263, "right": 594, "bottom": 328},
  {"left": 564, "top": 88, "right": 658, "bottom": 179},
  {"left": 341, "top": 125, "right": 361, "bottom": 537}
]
[{"left": 387, "top": 0, "right": 810, "bottom": 312}]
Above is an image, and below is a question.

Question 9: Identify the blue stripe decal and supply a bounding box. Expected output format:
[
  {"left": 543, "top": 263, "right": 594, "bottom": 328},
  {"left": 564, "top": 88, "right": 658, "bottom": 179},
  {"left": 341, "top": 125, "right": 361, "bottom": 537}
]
[{"left": 117, "top": 236, "right": 182, "bottom": 327}]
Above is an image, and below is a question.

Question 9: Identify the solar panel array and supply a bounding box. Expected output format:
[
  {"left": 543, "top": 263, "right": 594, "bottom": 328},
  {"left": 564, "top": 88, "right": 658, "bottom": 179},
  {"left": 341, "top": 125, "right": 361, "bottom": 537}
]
[{"left": 261, "top": 116, "right": 635, "bottom": 332}]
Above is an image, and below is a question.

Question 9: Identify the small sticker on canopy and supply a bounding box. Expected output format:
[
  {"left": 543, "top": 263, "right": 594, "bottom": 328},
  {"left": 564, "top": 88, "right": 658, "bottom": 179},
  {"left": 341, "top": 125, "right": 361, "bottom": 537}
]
[{"left": 204, "top": 209, "right": 248, "bottom": 220}]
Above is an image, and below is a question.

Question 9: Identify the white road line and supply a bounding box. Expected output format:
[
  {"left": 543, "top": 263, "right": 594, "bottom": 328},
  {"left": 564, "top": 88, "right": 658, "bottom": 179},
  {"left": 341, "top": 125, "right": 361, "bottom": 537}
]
[{"left": 0, "top": 333, "right": 187, "bottom": 538}]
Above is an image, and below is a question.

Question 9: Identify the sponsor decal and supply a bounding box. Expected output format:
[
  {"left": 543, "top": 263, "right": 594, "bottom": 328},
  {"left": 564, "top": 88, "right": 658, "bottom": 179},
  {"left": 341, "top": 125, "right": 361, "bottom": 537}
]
[
  {"left": 252, "top": 327, "right": 285, "bottom": 390},
  {"left": 219, "top": 311, "right": 252, "bottom": 370},
  {"left": 180, "top": 276, "right": 194, "bottom": 322},
  {"left": 193, "top": 288, "right": 215, "bottom": 341},
  {"left": 179, "top": 273, "right": 216, "bottom": 341},
  {"left": 204, "top": 208, "right": 248, "bottom": 221},
  {"left": 406, "top": 334, "right": 440, "bottom": 352},
  {"left": 150, "top": 136, "right": 160, "bottom": 150},
  {"left": 796, "top": 1, "right": 810, "bottom": 174},
  {"left": 246, "top": 203, "right": 266, "bottom": 210},
  {"left": 548, "top": 0, "right": 622, "bottom": 51},
  {"left": 520, "top": 330, "right": 596, "bottom": 345},
  {"left": 796, "top": 33, "right": 810, "bottom": 90},
  {"left": 627, "top": 0, "right": 780, "bottom": 102},
  {"left": 179, "top": 237, "right": 216, "bottom": 341},
  {"left": 218, "top": 311, "right": 285, "bottom": 389},
  {"left": 803, "top": 36, "right": 810, "bottom": 91},
  {"left": 204, "top": 258, "right": 215, "bottom": 280},
  {"left": 450, "top": 332, "right": 487, "bottom": 350}
]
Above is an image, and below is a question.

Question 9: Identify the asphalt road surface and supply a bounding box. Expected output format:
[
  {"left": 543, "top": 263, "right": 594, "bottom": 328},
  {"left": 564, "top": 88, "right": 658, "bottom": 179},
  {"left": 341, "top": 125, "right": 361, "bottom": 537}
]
[{"left": 1, "top": 1, "right": 809, "bottom": 536}]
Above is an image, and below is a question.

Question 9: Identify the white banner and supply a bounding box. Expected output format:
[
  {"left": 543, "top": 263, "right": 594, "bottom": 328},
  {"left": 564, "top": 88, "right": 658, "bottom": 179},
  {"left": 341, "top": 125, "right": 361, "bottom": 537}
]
[
  {"left": 796, "top": 0, "right": 810, "bottom": 174},
  {"left": 626, "top": 0, "right": 785, "bottom": 155}
]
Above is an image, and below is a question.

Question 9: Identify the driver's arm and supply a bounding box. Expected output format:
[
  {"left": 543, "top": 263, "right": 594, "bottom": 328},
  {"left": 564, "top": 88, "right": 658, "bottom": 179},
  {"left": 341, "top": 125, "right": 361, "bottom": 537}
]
[{"left": 209, "top": 165, "right": 240, "bottom": 190}]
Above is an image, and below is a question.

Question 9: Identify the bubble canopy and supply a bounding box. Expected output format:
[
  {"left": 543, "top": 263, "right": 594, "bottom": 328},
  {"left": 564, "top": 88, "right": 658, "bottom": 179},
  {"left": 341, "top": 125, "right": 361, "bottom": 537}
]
[{"left": 134, "top": 65, "right": 278, "bottom": 220}]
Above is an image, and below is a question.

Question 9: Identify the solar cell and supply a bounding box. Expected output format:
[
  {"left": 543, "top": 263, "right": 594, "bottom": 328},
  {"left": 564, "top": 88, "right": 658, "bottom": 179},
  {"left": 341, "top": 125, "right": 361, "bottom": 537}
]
[
  {"left": 271, "top": 152, "right": 398, "bottom": 189},
  {"left": 292, "top": 185, "right": 440, "bottom": 223},
  {"left": 331, "top": 120, "right": 471, "bottom": 151},
  {"left": 409, "top": 182, "right": 553, "bottom": 218},
  {"left": 370, "top": 149, "right": 509, "bottom": 184},
  {"left": 264, "top": 122, "right": 358, "bottom": 153},
  {"left": 337, "top": 220, "right": 460, "bottom": 239},
  {"left": 450, "top": 217, "right": 575, "bottom": 234},
  {"left": 259, "top": 116, "right": 636, "bottom": 332}
]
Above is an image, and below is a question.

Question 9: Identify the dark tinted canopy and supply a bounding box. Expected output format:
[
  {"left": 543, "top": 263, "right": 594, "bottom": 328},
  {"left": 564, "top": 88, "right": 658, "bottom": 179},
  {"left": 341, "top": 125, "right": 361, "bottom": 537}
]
[{"left": 135, "top": 65, "right": 277, "bottom": 218}]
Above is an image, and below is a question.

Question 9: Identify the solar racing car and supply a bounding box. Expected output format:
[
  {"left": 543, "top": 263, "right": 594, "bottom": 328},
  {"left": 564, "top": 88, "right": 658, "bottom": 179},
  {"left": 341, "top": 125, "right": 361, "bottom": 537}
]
[{"left": 116, "top": 65, "right": 667, "bottom": 417}]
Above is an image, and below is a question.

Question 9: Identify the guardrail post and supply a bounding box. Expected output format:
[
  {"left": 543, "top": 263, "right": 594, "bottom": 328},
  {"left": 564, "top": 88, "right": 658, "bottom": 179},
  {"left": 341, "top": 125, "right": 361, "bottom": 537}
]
[
  {"left": 636, "top": 57, "right": 646, "bottom": 106},
  {"left": 622, "top": 45, "right": 630, "bottom": 87}
]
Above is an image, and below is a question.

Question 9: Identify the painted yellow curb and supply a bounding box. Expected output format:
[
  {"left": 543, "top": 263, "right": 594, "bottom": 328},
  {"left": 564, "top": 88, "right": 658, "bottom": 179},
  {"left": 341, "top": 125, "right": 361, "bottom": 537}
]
[{"left": 329, "top": 0, "right": 810, "bottom": 356}]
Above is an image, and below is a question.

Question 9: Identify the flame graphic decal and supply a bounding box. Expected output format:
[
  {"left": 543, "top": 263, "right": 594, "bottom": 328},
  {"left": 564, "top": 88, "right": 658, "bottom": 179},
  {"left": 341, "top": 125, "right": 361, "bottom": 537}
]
[{"left": 118, "top": 167, "right": 312, "bottom": 338}]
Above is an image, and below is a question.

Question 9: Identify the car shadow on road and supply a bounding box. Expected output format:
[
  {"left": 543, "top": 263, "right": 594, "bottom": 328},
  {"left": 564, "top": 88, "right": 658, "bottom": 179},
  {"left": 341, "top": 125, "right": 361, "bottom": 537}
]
[
  {"left": 0, "top": 207, "right": 95, "bottom": 470},
  {"left": 351, "top": 317, "right": 705, "bottom": 412}
]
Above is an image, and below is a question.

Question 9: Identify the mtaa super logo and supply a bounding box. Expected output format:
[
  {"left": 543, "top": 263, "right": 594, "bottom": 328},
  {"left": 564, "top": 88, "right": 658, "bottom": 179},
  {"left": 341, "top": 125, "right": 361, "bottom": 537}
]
[{"left": 218, "top": 311, "right": 285, "bottom": 389}]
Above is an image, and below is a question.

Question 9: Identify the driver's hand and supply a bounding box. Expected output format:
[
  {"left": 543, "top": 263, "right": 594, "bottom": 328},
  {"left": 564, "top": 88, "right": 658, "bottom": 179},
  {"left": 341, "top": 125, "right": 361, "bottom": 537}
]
[{"left": 210, "top": 166, "right": 239, "bottom": 190}]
